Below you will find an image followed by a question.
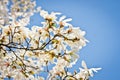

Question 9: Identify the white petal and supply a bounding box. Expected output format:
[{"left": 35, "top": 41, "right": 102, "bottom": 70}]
[
  {"left": 51, "top": 12, "right": 61, "bottom": 15},
  {"left": 89, "top": 69, "right": 94, "bottom": 77},
  {"left": 59, "top": 16, "right": 66, "bottom": 21},
  {"left": 63, "top": 18, "right": 72, "bottom": 23},
  {"left": 81, "top": 60, "right": 88, "bottom": 69},
  {"left": 79, "top": 68, "right": 84, "bottom": 71},
  {"left": 92, "top": 68, "right": 102, "bottom": 72},
  {"left": 64, "top": 23, "right": 72, "bottom": 26}
]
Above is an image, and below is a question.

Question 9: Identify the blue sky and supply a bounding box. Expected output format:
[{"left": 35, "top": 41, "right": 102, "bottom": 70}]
[{"left": 31, "top": 0, "right": 120, "bottom": 80}]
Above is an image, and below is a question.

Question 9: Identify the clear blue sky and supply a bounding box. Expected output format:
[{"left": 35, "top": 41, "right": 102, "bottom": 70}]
[{"left": 31, "top": 0, "right": 120, "bottom": 80}]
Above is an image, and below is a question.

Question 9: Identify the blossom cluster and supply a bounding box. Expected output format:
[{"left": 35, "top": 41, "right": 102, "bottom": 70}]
[{"left": 0, "top": 0, "right": 101, "bottom": 80}]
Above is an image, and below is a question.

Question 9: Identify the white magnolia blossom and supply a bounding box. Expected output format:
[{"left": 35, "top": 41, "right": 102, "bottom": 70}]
[
  {"left": 74, "top": 61, "right": 101, "bottom": 79},
  {"left": 57, "top": 15, "right": 73, "bottom": 27},
  {"left": 40, "top": 9, "right": 61, "bottom": 21},
  {"left": 0, "top": 0, "right": 101, "bottom": 80}
]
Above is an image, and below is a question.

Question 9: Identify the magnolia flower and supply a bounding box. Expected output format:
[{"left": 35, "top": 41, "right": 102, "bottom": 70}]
[
  {"left": 80, "top": 60, "right": 101, "bottom": 77},
  {"left": 0, "top": 0, "right": 9, "bottom": 25},
  {"left": 67, "top": 27, "right": 86, "bottom": 38},
  {"left": 18, "top": 17, "right": 30, "bottom": 27},
  {"left": 40, "top": 10, "right": 61, "bottom": 21},
  {"left": 36, "top": 7, "right": 42, "bottom": 12},
  {"left": 63, "top": 27, "right": 88, "bottom": 52},
  {"left": 0, "top": 67, "right": 16, "bottom": 79},
  {"left": 49, "top": 57, "right": 69, "bottom": 76},
  {"left": 57, "top": 15, "right": 72, "bottom": 27},
  {"left": 68, "top": 59, "right": 77, "bottom": 68},
  {"left": 14, "top": 71, "right": 25, "bottom": 80},
  {"left": 0, "top": 19, "right": 4, "bottom": 25}
]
